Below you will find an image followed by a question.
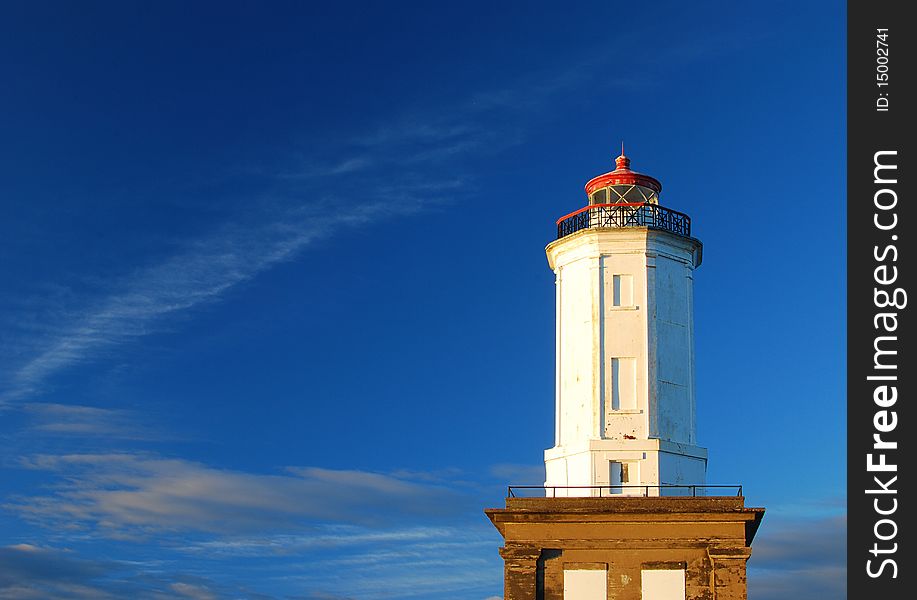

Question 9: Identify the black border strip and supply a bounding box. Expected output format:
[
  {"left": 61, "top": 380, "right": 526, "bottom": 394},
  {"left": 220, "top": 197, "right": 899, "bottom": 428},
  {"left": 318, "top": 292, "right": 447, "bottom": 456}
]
[{"left": 848, "top": 0, "right": 913, "bottom": 595}]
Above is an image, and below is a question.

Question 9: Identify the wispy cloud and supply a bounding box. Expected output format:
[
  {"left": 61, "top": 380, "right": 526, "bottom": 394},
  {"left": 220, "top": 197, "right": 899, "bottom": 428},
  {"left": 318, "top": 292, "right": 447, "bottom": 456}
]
[
  {"left": 178, "top": 526, "right": 464, "bottom": 558},
  {"left": 9, "top": 453, "right": 470, "bottom": 536},
  {"left": 0, "top": 122, "right": 481, "bottom": 404},
  {"left": 275, "top": 157, "right": 375, "bottom": 180},
  {"left": 0, "top": 544, "right": 118, "bottom": 599},
  {"left": 0, "top": 30, "right": 717, "bottom": 406},
  {"left": 0, "top": 544, "right": 110, "bottom": 586},
  {"left": 0, "top": 526, "right": 502, "bottom": 600},
  {"left": 169, "top": 582, "right": 219, "bottom": 600},
  {"left": 18, "top": 403, "right": 156, "bottom": 440},
  {"left": 0, "top": 543, "right": 233, "bottom": 600},
  {"left": 1, "top": 192, "right": 437, "bottom": 404},
  {"left": 3, "top": 453, "right": 505, "bottom": 598},
  {"left": 220, "top": 523, "right": 501, "bottom": 600}
]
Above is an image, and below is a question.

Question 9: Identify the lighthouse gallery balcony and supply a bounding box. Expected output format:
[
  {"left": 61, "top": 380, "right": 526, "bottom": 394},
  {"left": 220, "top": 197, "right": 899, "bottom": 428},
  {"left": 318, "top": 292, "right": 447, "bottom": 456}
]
[{"left": 556, "top": 202, "right": 691, "bottom": 240}]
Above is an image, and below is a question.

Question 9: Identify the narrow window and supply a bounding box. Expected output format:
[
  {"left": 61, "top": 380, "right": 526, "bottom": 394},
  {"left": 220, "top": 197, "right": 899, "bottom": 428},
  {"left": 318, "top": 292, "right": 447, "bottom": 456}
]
[
  {"left": 611, "top": 358, "right": 636, "bottom": 410},
  {"left": 612, "top": 274, "right": 633, "bottom": 307},
  {"left": 641, "top": 569, "right": 685, "bottom": 600}
]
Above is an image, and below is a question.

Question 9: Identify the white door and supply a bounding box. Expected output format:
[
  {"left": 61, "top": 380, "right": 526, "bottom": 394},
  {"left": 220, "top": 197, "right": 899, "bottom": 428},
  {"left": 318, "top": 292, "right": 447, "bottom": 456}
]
[
  {"left": 641, "top": 569, "right": 685, "bottom": 599},
  {"left": 563, "top": 569, "right": 607, "bottom": 599}
]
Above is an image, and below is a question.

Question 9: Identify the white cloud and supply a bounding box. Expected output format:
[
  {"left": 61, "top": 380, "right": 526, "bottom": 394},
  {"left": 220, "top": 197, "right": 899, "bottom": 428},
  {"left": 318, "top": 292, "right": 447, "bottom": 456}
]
[
  {"left": 10, "top": 453, "right": 469, "bottom": 536},
  {"left": 169, "top": 582, "right": 219, "bottom": 600},
  {"left": 18, "top": 402, "right": 157, "bottom": 440}
]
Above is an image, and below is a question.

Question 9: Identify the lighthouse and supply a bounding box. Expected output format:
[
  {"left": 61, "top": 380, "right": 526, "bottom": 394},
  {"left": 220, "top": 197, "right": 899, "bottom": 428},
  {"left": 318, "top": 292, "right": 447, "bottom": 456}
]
[
  {"left": 486, "top": 148, "right": 764, "bottom": 600},
  {"left": 545, "top": 150, "right": 706, "bottom": 495}
]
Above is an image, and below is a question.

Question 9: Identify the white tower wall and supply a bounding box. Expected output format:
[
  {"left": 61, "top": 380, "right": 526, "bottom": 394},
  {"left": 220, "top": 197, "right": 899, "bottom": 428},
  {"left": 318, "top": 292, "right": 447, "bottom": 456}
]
[{"left": 544, "top": 227, "right": 706, "bottom": 496}]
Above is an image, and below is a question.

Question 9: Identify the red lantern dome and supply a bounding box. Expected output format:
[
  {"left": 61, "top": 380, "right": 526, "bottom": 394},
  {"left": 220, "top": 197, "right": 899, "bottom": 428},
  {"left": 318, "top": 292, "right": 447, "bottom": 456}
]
[{"left": 584, "top": 149, "right": 662, "bottom": 205}]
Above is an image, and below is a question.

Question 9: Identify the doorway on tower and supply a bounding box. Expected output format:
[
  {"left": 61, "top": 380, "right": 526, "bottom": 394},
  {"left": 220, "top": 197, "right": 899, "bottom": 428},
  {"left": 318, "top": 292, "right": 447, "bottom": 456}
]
[{"left": 605, "top": 460, "right": 641, "bottom": 496}]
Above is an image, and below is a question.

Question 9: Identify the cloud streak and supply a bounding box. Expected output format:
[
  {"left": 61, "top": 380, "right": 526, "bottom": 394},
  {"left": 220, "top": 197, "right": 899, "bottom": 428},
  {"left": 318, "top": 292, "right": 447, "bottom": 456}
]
[
  {"left": 0, "top": 543, "right": 234, "bottom": 600},
  {"left": 0, "top": 114, "right": 483, "bottom": 404},
  {"left": 0, "top": 29, "right": 709, "bottom": 405},
  {"left": 189, "top": 523, "right": 501, "bottom": 600},
  {"left": 0, "top": 523, "right": 502, "bottom": 600},
  {"left": 9, "top": 453, "right": 470, "bottom": 536},
  {"left": 17, "top": 402, "right": 157, "bottom": 441},
  {"left": 3, "top": 204, "right": 358, "bottom": 402}
]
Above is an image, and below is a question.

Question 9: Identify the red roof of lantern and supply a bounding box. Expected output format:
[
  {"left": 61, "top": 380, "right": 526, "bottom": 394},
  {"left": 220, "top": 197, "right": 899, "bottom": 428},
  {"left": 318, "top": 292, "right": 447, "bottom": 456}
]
[{"left": 584, "top": 150, "right": 662, "bottom": 196}]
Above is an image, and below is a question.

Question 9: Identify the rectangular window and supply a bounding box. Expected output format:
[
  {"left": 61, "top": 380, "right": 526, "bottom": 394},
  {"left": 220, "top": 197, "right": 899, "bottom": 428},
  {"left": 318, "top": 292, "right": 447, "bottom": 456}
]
[
  {"left": 641, "top": 569, "right": 685, "bottom": 600},
  {"left": 564, "top": 569, "right": 607, "bottom": 599},
  {"left": 612, "top": 274, "right": 633, "bottom": 307},
  {"left": 611, "top": 357, "right": 637, "bottom": 410}
]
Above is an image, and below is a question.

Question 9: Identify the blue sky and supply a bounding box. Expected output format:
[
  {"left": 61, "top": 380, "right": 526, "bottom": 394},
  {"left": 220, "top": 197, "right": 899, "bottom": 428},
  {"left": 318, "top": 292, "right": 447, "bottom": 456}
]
[{"left": 0, "top": 2, "right": 845, "bottom": 599}]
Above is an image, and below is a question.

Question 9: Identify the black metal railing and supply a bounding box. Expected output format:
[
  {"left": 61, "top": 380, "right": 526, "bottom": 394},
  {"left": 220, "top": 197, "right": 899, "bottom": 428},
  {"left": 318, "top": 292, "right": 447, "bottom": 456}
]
[
  {"left": 556, "top": 203, "right": 691, "bottom": 239},
  {"left": 507, "top": 484, "right": 742, "bottom": 498}
]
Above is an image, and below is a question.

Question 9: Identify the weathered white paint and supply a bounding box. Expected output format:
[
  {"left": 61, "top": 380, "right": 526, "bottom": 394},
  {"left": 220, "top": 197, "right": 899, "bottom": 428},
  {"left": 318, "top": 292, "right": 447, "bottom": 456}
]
[
  {"left": 641, "top": 569, "right": 686, "bottom": 599},
  {"left": 564, "top": 569, "right": 607, "bottom": 599},
  {"left": 544, "top": 228, "right": 707, "bottom": 495}
]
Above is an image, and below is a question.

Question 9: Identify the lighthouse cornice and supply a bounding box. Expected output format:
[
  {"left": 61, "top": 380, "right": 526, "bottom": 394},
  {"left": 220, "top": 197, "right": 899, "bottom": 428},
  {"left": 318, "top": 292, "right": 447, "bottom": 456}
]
[
  {"left": 545, "top": 438, "right": 708, "bottom": 460},
  {"left": 546, "top": 227, "right": 702, "bottom": 270}
]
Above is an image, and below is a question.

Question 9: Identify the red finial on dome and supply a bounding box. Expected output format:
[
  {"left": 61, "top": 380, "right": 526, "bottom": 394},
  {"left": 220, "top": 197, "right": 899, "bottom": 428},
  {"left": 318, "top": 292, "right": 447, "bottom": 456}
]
[{"left": 614, "top": 141, "right": 632, "bottom": 171}]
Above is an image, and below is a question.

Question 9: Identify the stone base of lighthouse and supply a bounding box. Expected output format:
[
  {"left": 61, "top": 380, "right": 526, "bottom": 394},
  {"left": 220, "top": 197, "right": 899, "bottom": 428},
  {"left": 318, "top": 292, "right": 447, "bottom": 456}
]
[{"left": 485, "top": 496, "right": 764, "bottom": 600}]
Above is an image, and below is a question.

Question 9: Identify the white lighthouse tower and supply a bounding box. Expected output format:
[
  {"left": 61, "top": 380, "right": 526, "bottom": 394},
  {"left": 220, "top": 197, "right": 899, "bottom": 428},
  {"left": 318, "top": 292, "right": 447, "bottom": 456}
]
[
  {"left": 487, "top": 148, "right": 762, "bottom": 600},
  {"left": 544, "top": 150, "right": 707, "bottom": 496}
]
